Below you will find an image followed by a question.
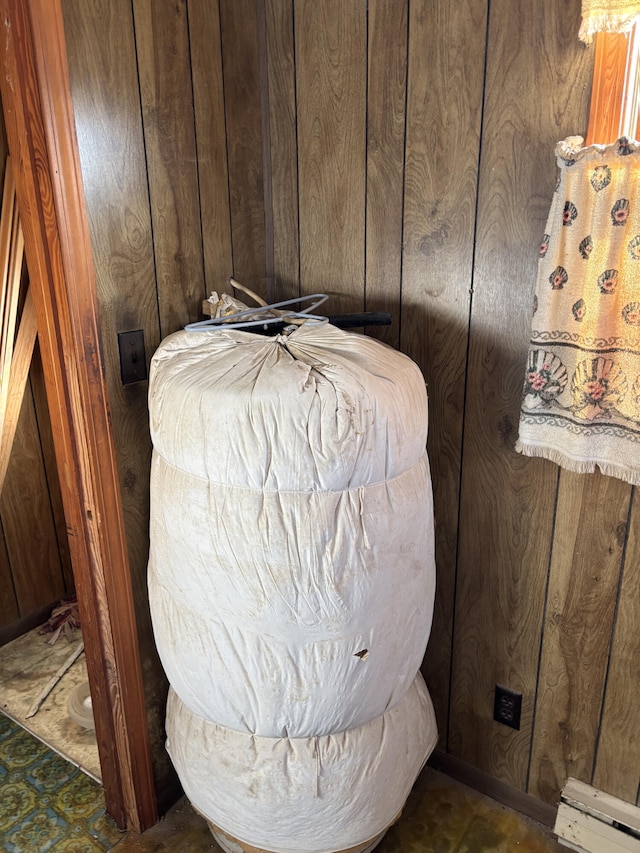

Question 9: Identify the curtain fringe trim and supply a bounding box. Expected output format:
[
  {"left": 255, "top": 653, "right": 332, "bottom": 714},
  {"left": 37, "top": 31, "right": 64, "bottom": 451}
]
[
  {"left": 514, "top": 440, "right": 640, "bottom": 486},
  {"left": 579, "top": 12, "right": 640, "bottom": 43}
]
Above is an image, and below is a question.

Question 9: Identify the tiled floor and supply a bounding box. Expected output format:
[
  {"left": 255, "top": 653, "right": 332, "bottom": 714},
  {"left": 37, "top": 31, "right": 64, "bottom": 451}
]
[
  {"left": 112, "top": 768, "right": 565, "bottom": 853},
  {"left": 0, "top": 625, "right": 100, "bottom": 781},
  {"left": 0, "top": 714, "right": 122, "bottom": 852}
]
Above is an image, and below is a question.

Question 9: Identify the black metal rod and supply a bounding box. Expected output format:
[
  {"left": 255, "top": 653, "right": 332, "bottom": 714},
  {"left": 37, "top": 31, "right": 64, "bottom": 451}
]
[{"left": 327, "top": 312, "right": 392, "bottom": 328}]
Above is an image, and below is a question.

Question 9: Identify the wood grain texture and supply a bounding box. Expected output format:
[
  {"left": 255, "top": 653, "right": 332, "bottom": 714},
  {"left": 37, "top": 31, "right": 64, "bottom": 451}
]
[
  {"left": 401, "top": 0, "right": 487, "bottom": 745},
  {"left": 586, "top": 32, "right": 629, "bottom": 145},
  {"left": 0, "top": 377, "right": 65, "bottom": 615},
  {"left": 219, "top": 0, "right": 267, "bottom": 296},
  {"left": 265, "top": 0, "right": 299, "bottom": 301},
  {"left": 0, "top": 128, "right": 17, "bottom": 630},
  {"left": 133, "top": 0, "right": 204, "bottom": 332},
  {"left": 449, "top": 0, "right": 594, "bottom": 789},
  {"left": 0, "top": 88, "right": 67, "bottom": 624},
  {"left": 294, "top": 0, "right": 366, "bottom": 314},
  {"left": 61, "top": 0, "right": 175, "bottom": 809},
  {"left": 4, "top": 0, "right": 157, "bottom": 827},
  {"left": 188, "top": 0, "right": 233, "bottom": 298},
  {"left": 0, "top": 285, "right": 37, "bottom": 494},
  {"left": 364, "top": 0, "right": 407, "bottom": 350},
  {"left": 28, "top": 341, "right": 74, "bottom": 592},
  {"left": 528, "top": 472, "right": 630, "bottom": 804},
  {"left": 0, "top": 197, "right": 23, "bottom": 433},
  {"left": 593, "top": 492, "right": 640, "bottom": 804},
  {"left": 0, "top": 526, "right": 18, "bottom": 627}
]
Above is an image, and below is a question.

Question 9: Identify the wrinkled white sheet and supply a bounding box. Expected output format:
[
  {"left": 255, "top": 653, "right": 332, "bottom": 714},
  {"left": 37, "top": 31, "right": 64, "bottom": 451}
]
[
  {"left": 149, "top": 323, "right": 428, "bottom": 491},
  {"left": 148, "top": 324, "right": 435, "bottom": 737},
  {"left": 166, "top": 672, "right": 437, "bottom": 853},
  {"left": 149, "top": 451, "right": 434, "bottom": 736}
]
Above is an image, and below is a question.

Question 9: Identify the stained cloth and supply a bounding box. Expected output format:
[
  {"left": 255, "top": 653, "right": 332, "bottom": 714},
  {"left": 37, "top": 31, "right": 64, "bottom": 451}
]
[{"left": 516, "top": 136, "right": 640, "bottom": 485}]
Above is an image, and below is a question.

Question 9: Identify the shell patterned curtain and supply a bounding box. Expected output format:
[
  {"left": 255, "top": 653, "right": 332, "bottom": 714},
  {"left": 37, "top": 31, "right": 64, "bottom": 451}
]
[{"left": 515, "top": 136, "right": 640, "bottom": 485}]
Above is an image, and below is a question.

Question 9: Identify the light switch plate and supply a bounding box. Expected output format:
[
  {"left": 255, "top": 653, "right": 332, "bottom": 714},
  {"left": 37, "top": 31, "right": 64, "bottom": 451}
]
[{"left": 118, "top": 329, "right": 147, "bottom": 385}]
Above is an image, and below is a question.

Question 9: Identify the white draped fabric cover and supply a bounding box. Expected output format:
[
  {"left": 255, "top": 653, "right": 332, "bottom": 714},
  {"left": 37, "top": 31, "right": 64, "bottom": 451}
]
[
  {"left": 166, "top": 674, "right": 437, "bottom": 853},
  {"left": 147, "top": 322, "right": 437, "bottom": 851}
]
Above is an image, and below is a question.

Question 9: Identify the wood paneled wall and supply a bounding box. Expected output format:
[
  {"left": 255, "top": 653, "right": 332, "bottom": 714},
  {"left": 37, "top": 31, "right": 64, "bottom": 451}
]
[
  {"left": 61, "top": 0, "right": 640, "bottom": 811},
  {"left": 0, "top": 134, "right": 73, "bottom": 644}
]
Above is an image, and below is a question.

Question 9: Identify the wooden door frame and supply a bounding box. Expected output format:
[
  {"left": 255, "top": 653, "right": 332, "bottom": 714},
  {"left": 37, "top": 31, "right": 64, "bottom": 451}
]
[{"left": 0, "top": 0, "right": 157, "bottom": 832}]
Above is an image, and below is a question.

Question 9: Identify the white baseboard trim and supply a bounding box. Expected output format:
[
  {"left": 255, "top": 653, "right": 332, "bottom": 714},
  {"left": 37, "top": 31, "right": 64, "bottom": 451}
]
[{"left": 555, "top": 777, "right": 640, "bottom": 853}]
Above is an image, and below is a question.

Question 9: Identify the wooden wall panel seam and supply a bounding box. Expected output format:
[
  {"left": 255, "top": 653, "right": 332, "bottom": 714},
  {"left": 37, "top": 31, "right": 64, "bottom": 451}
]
[
  {"left": 294, "top": 0, "right": 366, "bottom": 310},
  {"left": 264, "top": 0, "right": 300, "bottom": 301},
  {"left": 590, "top": 487, "right": 634, "bottom": 785},
  {"left": 187, "top": 0, "right": 233, "bottom": 300},
  {"left": 218, "top": 1, "right": 235, "bottom": 281},
  {"left": 445, "top": 0, "right": 492, "bottom": 752},
  {"left": 364, "top": 0, "right": 407, "bottom": 350},
  {"left": 127, "top": 0, "right": 163, "bottom": 341},
  {"left": 403, "top": 0, "right": 488, "bottom": 753},
  {"left": 132, "top": 0, "right": 205, "bottom": 334},
  {"left": 182, "top": 0, "right": 208, "bottom": 301},
  {"left": 219, "top": 0, "right": 268, "bottom": 295},
  {"left": 256, "top": 0, "right": 275, "bottom": 301},
  {"left": 525, "top": 467, "right": 560, "bottom": 793},
  {"left": 292, "top": 0, "right": 302, "bottom": 296},
  {"left": 527, "top": 473, "right": 632, "bottom": 803},
  {"left": 396, "top": 2, "right": 411, "bottom": 351},
  {"left": 589, "top": 487, "right": 640, "bottom": 803}
]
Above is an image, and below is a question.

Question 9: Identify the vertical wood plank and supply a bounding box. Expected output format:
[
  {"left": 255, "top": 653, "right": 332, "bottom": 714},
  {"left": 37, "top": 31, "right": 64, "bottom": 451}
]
[
  {"left": 29, "top": 343, "right": 74, "bottom": 592},
  {"left": 528, "top": 472, "right": 630, "bottom": 804},
  {"left": 133, "top": 0, "right": 204, "bottom": 332},
  {"left": 188, "top": 0, "right": 233, "bottom": 298},
  {"left": 0, "top": 113, "right": 20, "bottom": 628},
  {"left": 401, "top": 0, "right": 487, "bottom": 745},
  {"left": 0, "top": 535, "right": 18, "bottom": 628},
  {"left": 365, "top": 0, "right": 407, "bottom": 350},
  {"left": 0, "top": 388, "right": 65, "bottom": 614},
  {"left": 61, "top": 0, "right": 174, "bottom": 805},
  {"left": 295, "top": 0, "right": 366, "bottom": 314},
  {"left": 450, "top": 0, "right": 594, "bottom": 790},
  {"left": 265, "top": 0, "right": 299, "bottom": 301},
  {"left": 219, "top": 0, "right": 267, "bottom": 296},
  {"left": 593, "top": 492, "right": 640, "bottom": 804}
]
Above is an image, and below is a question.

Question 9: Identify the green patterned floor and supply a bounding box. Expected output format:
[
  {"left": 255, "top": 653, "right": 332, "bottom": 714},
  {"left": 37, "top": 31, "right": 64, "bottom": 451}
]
[{"left": 0, "top": 712, "right": 123, "bottom": 852}]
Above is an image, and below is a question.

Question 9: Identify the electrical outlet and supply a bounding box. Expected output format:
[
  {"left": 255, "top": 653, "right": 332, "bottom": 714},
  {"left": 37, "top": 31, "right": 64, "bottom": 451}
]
[
  {"left": 494, "top": 685, "right": 522, "bottom": 730},
  {"left": 118, "top": 329, "right": 147, "bottom": 385}
]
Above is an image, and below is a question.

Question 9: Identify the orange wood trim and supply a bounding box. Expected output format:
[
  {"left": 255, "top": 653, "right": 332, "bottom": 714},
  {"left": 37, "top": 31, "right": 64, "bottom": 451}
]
[
  {"left": 587, "top": 31, "right": 631, "bottom": 145},
  {"left": 0, "top": 0, "right": 157, "bottom": 832},
  {"left": 0, "top": 208, "right": 24, "bottom": 435},
  {"left": 0, "top": 284, "right": 37, "bottom": 493}
]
